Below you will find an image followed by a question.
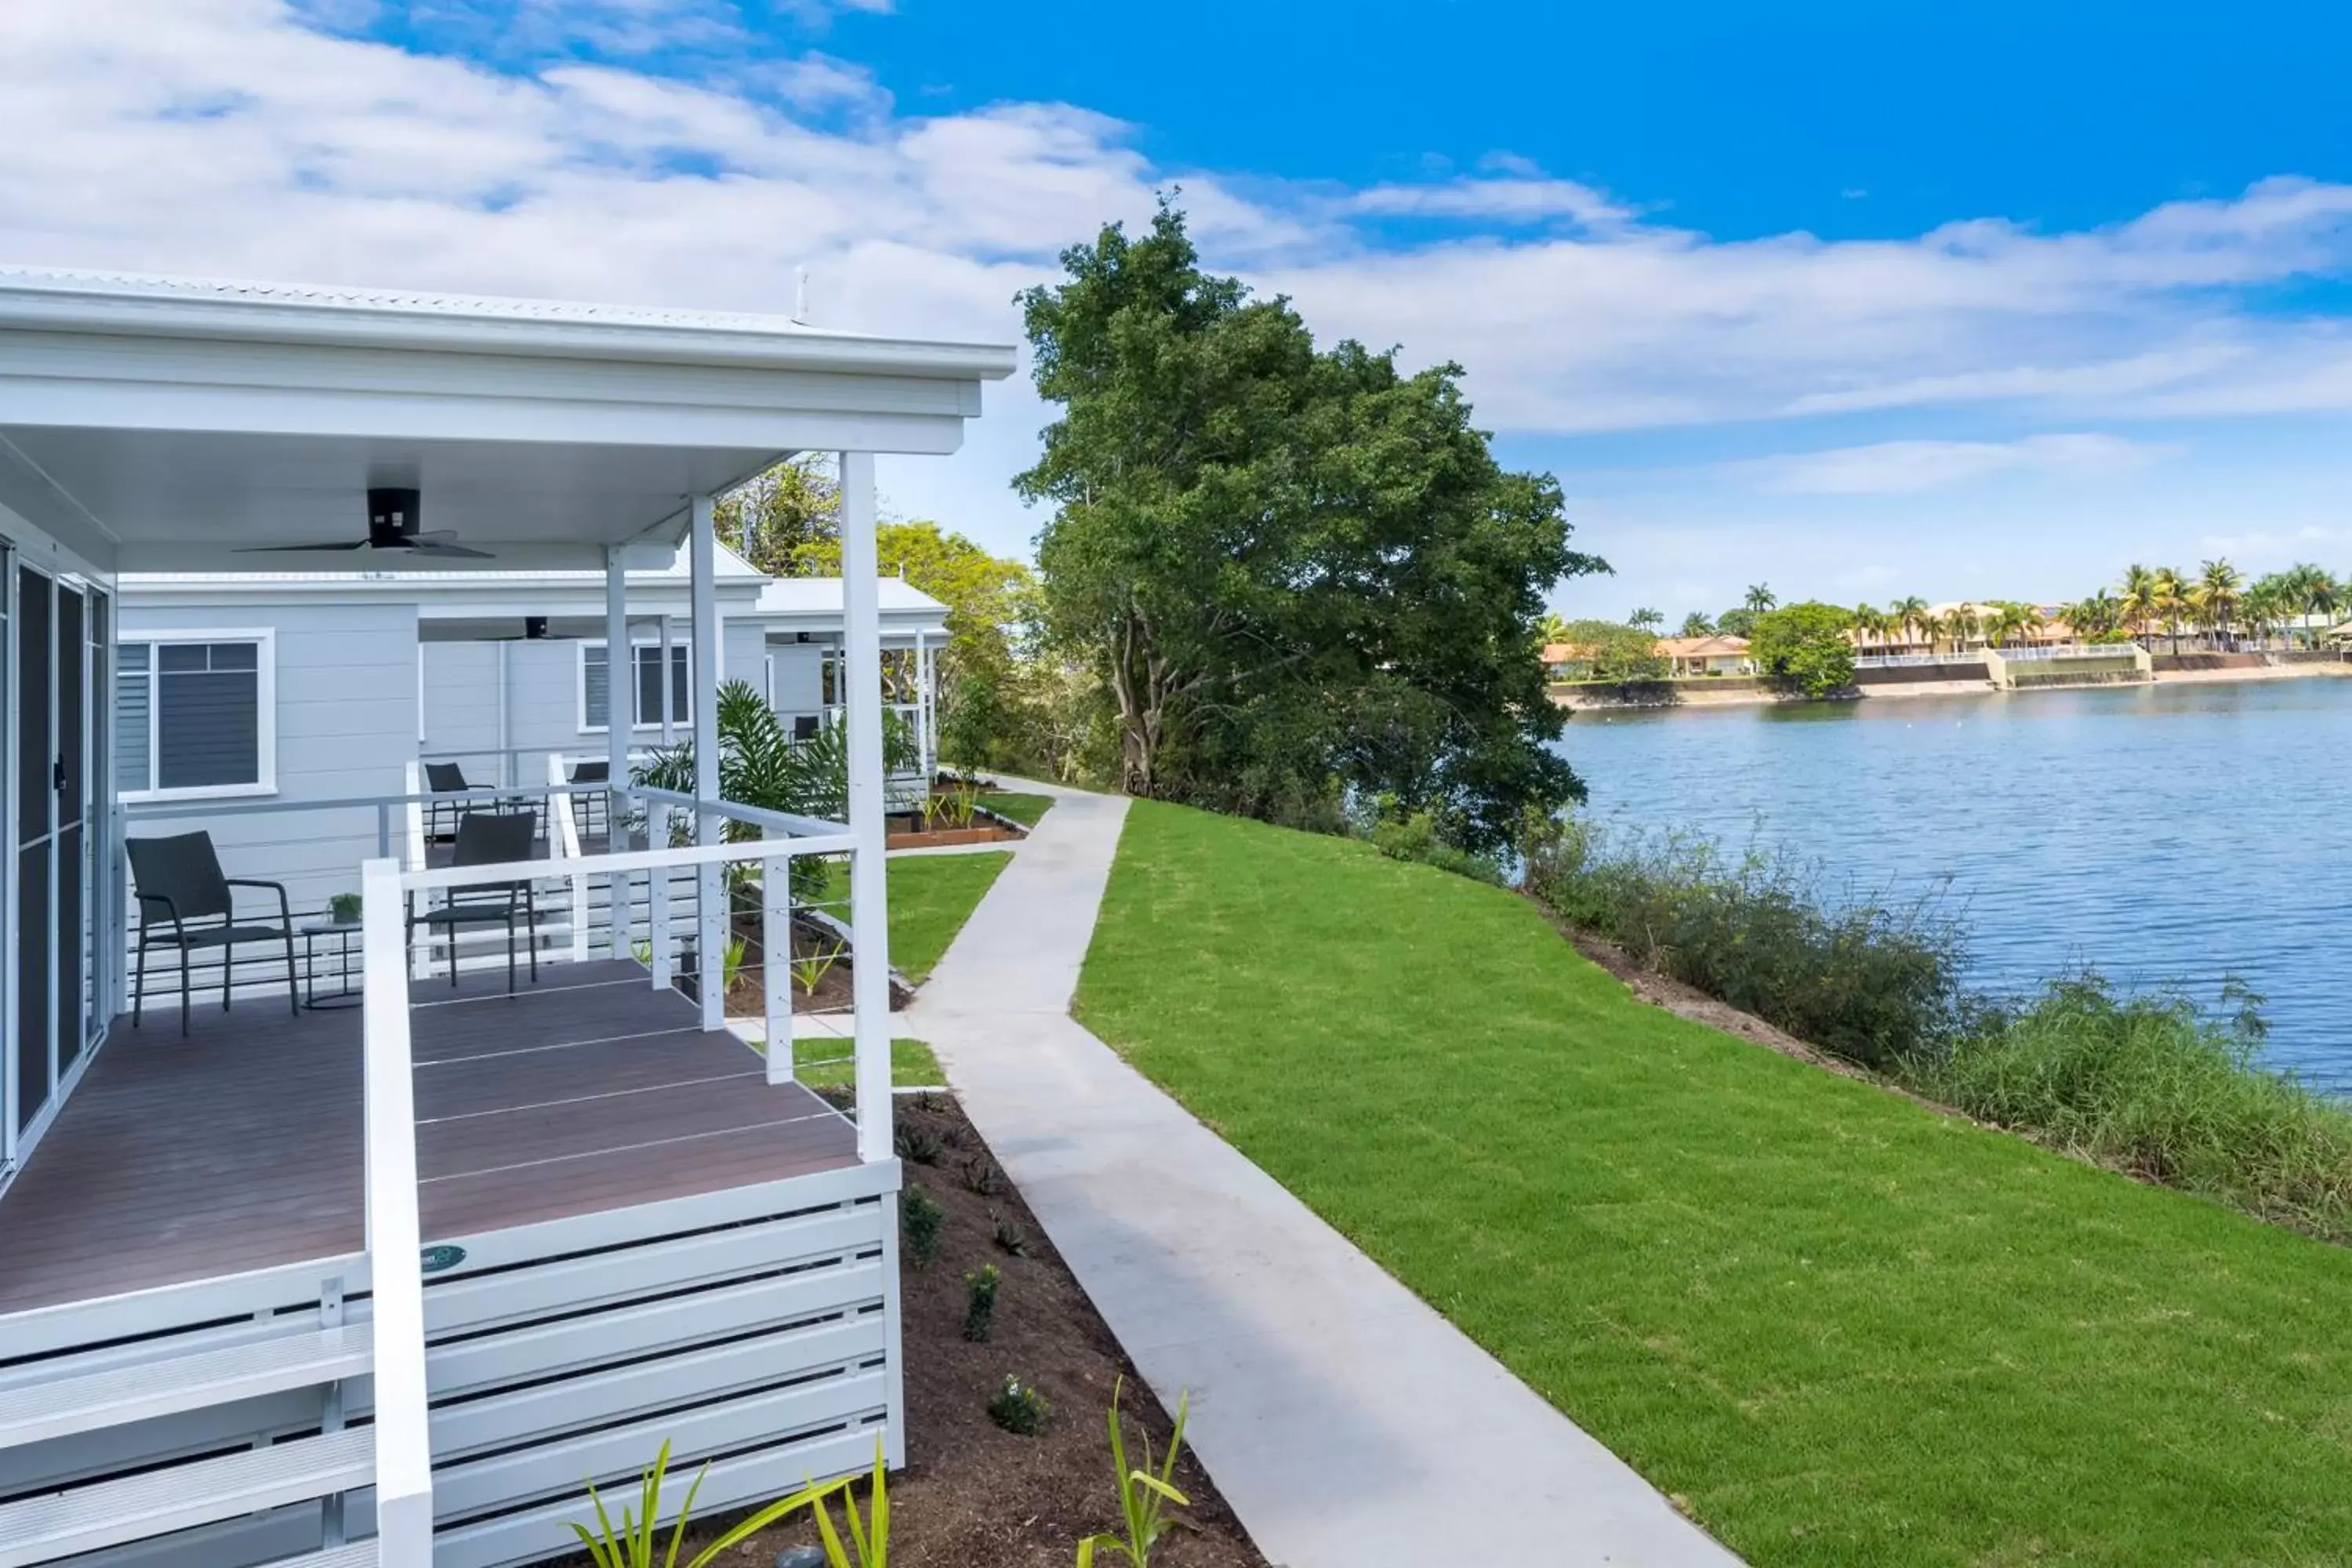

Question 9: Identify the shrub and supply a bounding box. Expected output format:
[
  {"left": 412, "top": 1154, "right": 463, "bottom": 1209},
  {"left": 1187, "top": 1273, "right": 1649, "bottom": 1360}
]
[
  {"left": 963, "top": 1157, "right": 1001, "bottom": 1196},
  {"left": 899, "top": 1185, "right": 944, "bottom": 1267},
  {"left": 895, "top": 1123, "right": 943, "bottom": 1165},
  {"left": 989, "top": 1211, "right": 1030, "bottom": 1257},
  {"left": 962, "top": 1263, "right": 1000, "bottom": 1341},
  {"left": 987, "top": 1375, "right": 1049, "bottom": 1435},
  {"left": 1361, "top": 807, "right": 1506, "bottom": 884},
  {"left": 1526, "top": 819, "right": 1966, "bottom": 1069},
  {"left": 1918, "top": 975, "right": 2352, "bottom": 1240}
]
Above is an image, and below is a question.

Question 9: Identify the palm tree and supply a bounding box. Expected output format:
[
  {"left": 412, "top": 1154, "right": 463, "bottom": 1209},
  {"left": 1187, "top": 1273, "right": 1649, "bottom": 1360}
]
[
  {"left": 1535, "top": 612, "right": 1571, "bottom": 648},
  {"left": 2067, "top": 589, "right": 2121, "bottom": 641},
  {"left": 1744, "top": 583, "right": 1777, "bottom": 615},
  {"left": 1981, "top": 601, "right": 2030, "bottom": 649},
  {"left": 1679, "top": 611, "right": 1715, "bottom": 638},
  {"left": 2151, "top": 566, "right": 2189, "bottom": 653},
  {"left": 1889, "top": 594, "right": 1928, "bottom": 654},
  {"left": 2116, "top": 564, "right": 2157, "bottom": 646},
  {"left": 2194, "top": 558, "right": 2243, "bottom": 649},
  {"left": 1851, "top": 604, "right": 1886, "bottom": 655},
  {"left": 1629, "top": 606, "right": 1665, "bottom": 634},
  {"left": 1917, "top": 611, "right": 1947, "bottom": 654},
  {"left": 2296, "top": 563, "right": 2340, "bottom": 648},
  {"left": 2241, "top": 580, "right": 2283, "bottom": 650}
]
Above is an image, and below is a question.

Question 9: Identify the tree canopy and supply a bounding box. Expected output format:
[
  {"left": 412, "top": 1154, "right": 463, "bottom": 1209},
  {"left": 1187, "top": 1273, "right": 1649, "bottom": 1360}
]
[
  {"left": 1749, "top": 601, "right": 1858, "bottom": 697},
  {"left": 1017, "top": 203, "right": 1604, "bottom": 851}
]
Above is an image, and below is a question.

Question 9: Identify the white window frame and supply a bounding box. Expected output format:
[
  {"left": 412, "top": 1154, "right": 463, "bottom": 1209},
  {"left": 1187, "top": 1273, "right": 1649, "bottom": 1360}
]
[
  {"left": 115, "top": 627, "right": 278, "bottom": 803},
  {"left": 575, "top": 639, "right": 691, "bottom": 735}
]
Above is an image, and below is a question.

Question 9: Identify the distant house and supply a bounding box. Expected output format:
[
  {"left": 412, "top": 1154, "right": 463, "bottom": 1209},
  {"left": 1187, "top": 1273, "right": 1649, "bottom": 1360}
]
[
  {"left": 1541, "top": 641, "right": 1600, "bottom": 680},
  {"left": 1655, "top": 635, "right": 1752, "bottom": 677}
]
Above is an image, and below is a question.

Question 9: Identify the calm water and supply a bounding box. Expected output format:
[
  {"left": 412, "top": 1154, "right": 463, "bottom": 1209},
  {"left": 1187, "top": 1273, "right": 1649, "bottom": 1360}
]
[{"left": 1555, "top": 678, "right": 2352, "bottom": 1092}]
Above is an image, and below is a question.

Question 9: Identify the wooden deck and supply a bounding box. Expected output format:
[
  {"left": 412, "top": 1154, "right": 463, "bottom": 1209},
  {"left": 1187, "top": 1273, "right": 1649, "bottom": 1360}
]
[{"left": 0, "top": 960, "right": 858, "bottom": 1316}]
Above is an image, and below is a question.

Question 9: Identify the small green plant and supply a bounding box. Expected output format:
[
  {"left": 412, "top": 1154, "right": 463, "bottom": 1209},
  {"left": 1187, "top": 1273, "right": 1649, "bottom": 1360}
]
[
  {"left": 962, "top": 1263, "right": 1000, "bottom": 1341},
  {"left": 989, "top": 1210, "right": 1029, "bottom": 1257},
  {"left": 900, "top": 1185, "right": 945, "bottom": 1267},
  {"left": 963, "top": 1157, "right": 1000, "bottom": 1196},
  {"left": 801, "top": 1439, "right": 892, "bottom": 1568},
  {"left": 721, "top": 935, "right": 747, "bottom": 995},
  {"left": 328, "top": 891, "right": 362, "bottom": 924},
  {"left": 895, "top": 1123, "right": 943, "bottom": 1166},
  {"left": 912, "top": 1089, "right": 948, "bottom": 1115},
  {"left": 921, "top": 791, "right": 952, "bottom": 832},
  {"left": 987, "top": 1374, "right": 1049, "bottom": 1436},
  {"left": 790, "top": 942, "right": 844, "bottom": 997},
  {"left": 630, "top": 938, "right": 654, "bottom": 967},
  {"left": 941, "top": 786, "right": 980, "bottom": 829},
  {"left": 568, "top": 1439, "right": 831, "bottom": 1568},
  {"left": 1076, "top": 1380, "right": 1192, "bottom": 1568}
]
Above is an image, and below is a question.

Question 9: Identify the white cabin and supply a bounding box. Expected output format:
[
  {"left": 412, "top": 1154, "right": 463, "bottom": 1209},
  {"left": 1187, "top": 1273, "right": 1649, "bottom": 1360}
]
[{"left": 0, "top": 264, "right": 1012, "bottom": 1568}]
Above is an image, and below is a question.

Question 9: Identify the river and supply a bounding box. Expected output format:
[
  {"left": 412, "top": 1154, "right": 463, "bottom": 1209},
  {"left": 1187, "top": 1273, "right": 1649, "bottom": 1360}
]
[{"left": 1555, "top": 677, "right": 2352, "bottom": 1091}]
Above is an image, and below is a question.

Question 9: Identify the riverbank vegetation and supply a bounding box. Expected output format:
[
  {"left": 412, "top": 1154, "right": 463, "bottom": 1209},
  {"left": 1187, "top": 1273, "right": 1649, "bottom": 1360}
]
[
  {"left": 1080, "top": 800, "right": 2352, "bottom": 1566},
  {"left": 1525, "top": 821, "right": 2352, "bottom": 1241}
]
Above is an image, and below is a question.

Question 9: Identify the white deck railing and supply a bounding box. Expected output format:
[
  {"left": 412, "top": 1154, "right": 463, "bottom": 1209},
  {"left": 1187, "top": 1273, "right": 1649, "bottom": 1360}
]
[
  {"left": 354, "top": 804, "right": 873, "bottom": 1560},
  {"left": 358, "top": 856, "right": 434, "bottom": 1566}
]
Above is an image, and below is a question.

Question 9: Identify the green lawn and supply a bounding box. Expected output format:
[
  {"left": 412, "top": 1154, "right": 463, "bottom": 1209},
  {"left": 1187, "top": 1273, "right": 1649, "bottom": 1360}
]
[
  {"left": 811, "top": 851, "right": 1011, "bottom": 983},
  {"left": 1076, "top": 801, "right": 2352, "bottom": 1567},
  {"left": 978, "top": 790, "right": 1055, "bottom": 828},
  {"left": 789, "top": 1036, "right": 943, "bottom": 1089}
]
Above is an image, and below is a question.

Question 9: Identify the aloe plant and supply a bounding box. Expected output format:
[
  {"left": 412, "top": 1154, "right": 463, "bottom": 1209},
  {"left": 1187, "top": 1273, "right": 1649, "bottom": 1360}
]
[
  {"left": 1075, "top": 1381, "right": 1191, "bottom": 1567},
  {"left": 790, "top": 942, "right": 843, "bottom": 996},
  {"left": 568, "top": 1440, "right": 837, "bottom": 1568}
]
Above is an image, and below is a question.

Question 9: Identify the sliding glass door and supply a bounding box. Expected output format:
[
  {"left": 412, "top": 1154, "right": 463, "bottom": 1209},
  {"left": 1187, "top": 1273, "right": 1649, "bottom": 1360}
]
[{"left": 5, "top": 562, "right": 102, "bottom": 1165}]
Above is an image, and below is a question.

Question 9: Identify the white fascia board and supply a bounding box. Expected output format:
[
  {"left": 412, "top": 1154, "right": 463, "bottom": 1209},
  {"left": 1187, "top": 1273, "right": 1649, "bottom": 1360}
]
[{"left": 0, "top": 270, "right": 1018, "bottom": 383}]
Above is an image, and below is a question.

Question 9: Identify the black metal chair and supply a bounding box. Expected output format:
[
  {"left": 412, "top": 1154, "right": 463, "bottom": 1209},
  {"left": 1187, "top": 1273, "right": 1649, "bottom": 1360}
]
[
  {"left": 127, "top": 832, "right": 299, "bottom": 1036},
  {"left": 568, "top": 759, "right": 609, "bottom": 846},
  {"left": 423, "top": 762, "right": 473, "bottom": 842},
  {"left": 408, "top": 810, "right": 542, "bottom": 993}
]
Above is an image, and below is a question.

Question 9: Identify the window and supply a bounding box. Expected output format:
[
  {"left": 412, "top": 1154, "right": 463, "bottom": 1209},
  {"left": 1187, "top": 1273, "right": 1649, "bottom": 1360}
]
[
  {"left": 580, "top": 642, "right": 692, "bottom": 731},
  {"left": 116, "top": 631, "right": 275, "bottom": 799}
]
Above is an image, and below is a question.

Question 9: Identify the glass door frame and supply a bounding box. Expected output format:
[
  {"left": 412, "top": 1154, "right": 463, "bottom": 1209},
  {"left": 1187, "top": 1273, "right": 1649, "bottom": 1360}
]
[{"left": 0, "top": 546, "right": 113, "bottom": 1187}]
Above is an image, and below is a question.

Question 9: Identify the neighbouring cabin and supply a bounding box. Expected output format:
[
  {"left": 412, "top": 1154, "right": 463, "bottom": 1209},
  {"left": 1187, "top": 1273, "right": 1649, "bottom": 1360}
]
[{"left": 0, "top": 264, "right": 1013, "bottom": 1568}]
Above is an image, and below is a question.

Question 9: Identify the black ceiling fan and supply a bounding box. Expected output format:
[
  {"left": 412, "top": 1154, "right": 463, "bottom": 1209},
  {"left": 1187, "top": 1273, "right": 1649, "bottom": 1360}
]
[{"left": 237, "top": 488, "right": 493, "bottom": 559}]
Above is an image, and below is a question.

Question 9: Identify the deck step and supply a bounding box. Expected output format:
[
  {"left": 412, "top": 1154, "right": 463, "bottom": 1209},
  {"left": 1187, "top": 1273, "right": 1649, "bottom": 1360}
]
[
  {"left": 0, "top": 1324, "right": 371, "bottom": 1452},
  {"left": 0, "top": 1426, "right": 372, "bottom": 1568}
]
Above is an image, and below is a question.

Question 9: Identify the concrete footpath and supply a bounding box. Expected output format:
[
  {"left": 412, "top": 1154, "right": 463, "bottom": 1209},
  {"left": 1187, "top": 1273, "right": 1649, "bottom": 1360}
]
[{"left": 904, "top": 782, "right": 1741, "bottom": 1567}]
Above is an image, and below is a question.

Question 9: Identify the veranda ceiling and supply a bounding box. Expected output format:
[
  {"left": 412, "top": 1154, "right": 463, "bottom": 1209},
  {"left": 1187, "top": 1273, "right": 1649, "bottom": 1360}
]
[{"left": 0, "top": 267, "right": 1014, "bottom": 576}]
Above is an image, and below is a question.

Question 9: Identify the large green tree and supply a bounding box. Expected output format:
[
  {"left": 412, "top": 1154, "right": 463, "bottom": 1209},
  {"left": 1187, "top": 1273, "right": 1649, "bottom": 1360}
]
[
  {"left": 1750, "top": 601, "right": 1859, "bottom": 697},
  {"left": 1017, "top": 204, "right": 1604, "bottom": 851}
]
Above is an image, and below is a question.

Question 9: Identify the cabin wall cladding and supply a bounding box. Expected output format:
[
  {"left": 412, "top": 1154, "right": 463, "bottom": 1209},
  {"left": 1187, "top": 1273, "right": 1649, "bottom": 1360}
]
[{"left": 3, "top": 1163, "right": 901, "bottom": 1568}]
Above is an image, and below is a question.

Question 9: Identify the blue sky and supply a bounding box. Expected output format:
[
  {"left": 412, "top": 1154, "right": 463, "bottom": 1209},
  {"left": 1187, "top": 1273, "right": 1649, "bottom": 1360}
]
[{"left": 8, "top": 0, "right": 2352, "bottom": 623}]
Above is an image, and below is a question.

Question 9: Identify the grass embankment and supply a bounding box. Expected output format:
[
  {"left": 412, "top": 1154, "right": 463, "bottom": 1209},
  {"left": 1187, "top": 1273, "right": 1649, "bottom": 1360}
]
[
  {"left": 978, "top": 791, "right": 1055, "bottom": 828},
  {"left": 811, "top": 851, "right": 1012, "bottom": 983},
  {"left": 1076, "top": 801, "right": 2352, "bottom": 1567},
  {"left": 1530, "top": 825, "right": 2352, "bottom": 1240}
]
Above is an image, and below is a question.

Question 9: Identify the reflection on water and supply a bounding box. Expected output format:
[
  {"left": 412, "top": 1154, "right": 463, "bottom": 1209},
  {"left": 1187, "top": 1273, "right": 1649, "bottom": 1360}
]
[{"left": 1554, "top": 678, "right": 2352, "bottom": 1091}]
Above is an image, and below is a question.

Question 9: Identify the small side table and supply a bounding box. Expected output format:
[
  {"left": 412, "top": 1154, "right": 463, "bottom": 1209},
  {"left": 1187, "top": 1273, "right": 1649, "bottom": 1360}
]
[{"left": 300, "top": 920, "right": 364, "bottom": 1011}]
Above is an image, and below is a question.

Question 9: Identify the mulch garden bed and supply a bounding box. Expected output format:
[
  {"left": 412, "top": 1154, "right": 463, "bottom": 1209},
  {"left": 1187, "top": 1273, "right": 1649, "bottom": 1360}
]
[{"left": 574, "top": 1094, "right": 1269, "bottom": 1567}]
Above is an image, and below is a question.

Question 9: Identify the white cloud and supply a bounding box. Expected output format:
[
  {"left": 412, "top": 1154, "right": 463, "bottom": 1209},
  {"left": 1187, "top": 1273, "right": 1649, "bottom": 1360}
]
[
  {"left": 1737, "top": 434, "right": 2165, "bottom": 496},
  {"left": 4, "top": 0, "right": 2352, "bottom": 567}
]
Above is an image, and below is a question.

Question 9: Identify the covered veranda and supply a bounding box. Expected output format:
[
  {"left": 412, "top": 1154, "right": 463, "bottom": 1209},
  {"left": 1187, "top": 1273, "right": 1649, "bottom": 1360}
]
[{"left": 0, "top": 267, "right": 1012, "bottom": 1568}]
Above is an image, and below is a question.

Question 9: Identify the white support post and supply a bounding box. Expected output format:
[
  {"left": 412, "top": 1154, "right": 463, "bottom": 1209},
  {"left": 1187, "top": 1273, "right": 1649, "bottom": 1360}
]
[
  {"left": 648, "top": 803, "right": 673, "bottom": 990},
  {"left": 604, "top": 547, "right": 633, "bottom": 960},
  {"left": 763, "top": 822, "right": 792, "bottom": 1085},
  {"left": 913, "top": 630, "right": 932, "bottom": 782},
  {"left": 840, "top": 452, "right": 894, "bottom": 1162},
  {"left": 659, "top": 615, "right": 675, "bottom": 746},
  {"left": 550, "top": 753, "right": 588, "bottom": 964},
  {"left": 358, "top": 857, "right": 434, "bottom": 1565},
  {"left": 691, "top": 494, "right": 726, "bottom": 1034}
]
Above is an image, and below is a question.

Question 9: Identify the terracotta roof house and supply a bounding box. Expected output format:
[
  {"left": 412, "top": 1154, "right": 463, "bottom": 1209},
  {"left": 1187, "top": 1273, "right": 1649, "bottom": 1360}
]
[{"left": 1654, "top": 635, "right": 1752, "bottom": 677}]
